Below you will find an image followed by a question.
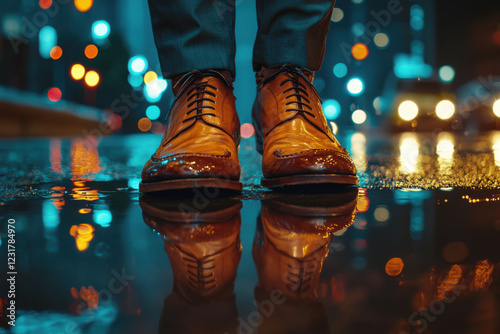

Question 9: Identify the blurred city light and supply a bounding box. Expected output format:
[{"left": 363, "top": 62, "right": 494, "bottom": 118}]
[
  {"left": 331, "top": 8, "right": 344, "bottom": 22},
  {"left": 385, "top": 258, "right": 404, "bottom": 276},
  {"left": 93, "top": 209, "right": 112, "bottom": 227},
  {"left": 144, "top": 71, "right": 158, "bottom": 85},
  {"left": 241, "top": 123, "right": 255, "bottom": 138},
  {"left": 107, "top": 113, "right": 122, "bottom": 130},
  {"left": 144, "top": 77, "right": 167, "bottom": 103},
  {"left": 347, "top": 78, "right": 364, "bottom": 96},
  {"left": 92, "top": 20, "right": 110, "bottom": 40},
  {"left": 39, "top": 0, "right": 52, "bottom": 9},
  {"left": 351, "top": 43, "right": 369, "bottom": 61},
  {"left": 71, "top": 64, "right": 85, "bottom": 80},
  {"left": 352, "top": 109, "right": 367, "bottom": 124},
  {"left": 146, "top": 105, "right": 161, "bottom": 120},
  {"left": 39, "top": 26, "right": 57, "bottom": 59},
  {"left": 373, "top": 96, "right": 382, "bottom": 110},
  {"left": 84, "top": 44, "right": 98, "bottom": 59},
  {"left": 398, "top": 100, "right": 419, "bottom": 121},
  {"left": 75, "top": 0, "right": 94, "bottom": 13},
  {"left": 351, "top": 23, "right": 365, "bottom": 37},
  {"left": 330, "top": 122, "right": 338, "bottom": 135},
  {"left": 47, "top": 87, "right": 62, "bottom": 102},
  {"left": 435, "top": 100, "right": 455, "bottom": 120},
  {"left": 439, "top": 65, "right": 455, "bottom": 82},
  {"left": 128, "top": 74, "right": 143, "bottom": 88},
  {"left": 138, "top": 117, "right": 152, "bottom": 132},
  {"left": 50, "top": 46, "right": 63, "bottom": 60},
  {"left": 374, "top": 33, "right": 390, "bottom": 48},
  {"left": 84, "top": 70, "right": 100, "bottom": 87},
  {"left": 410, "top": 5, "right": 424, "bottom": 31},
  {"left": 128, "top": 55, "right": 148, "bottom": 74},
  {"left": 333, "top": 63, "right": 348, "bottom": 78},
  {"left": 493, "top": 133, "right": 500, "bottom": 167},
  {"left": 322, "top": 99, "right": 341, "bottom": 120},
  {"left": 493, "top": 100, "right": 500, "bottom": 117},
  {"left": 352, "top": 0, "right": 364, "bottom": 3},
  {"left": 399, "top": 134, "right": 419, "bottom": 173},
  {"left": 394, "top": 54, "right": 432, "bottom": 79}
]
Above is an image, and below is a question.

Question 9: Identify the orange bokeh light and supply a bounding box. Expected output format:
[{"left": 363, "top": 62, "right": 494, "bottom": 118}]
[
  {"left": 39, "top": 0, "right": 52, "bottom": 9},
  {"left": 385, "top": 257, "right": 404, "bottom": 276},
  {"left": 351, "top": 43, "right": 369, "bottom": 61},
  {"left": 74, "top": 0, "right": 94, "bottom": 12},
  {"left": 84, "top": 44, "right": 98, "bottom": 59},
  {"left": 138, "top": 117, "right": 152, "bottom": 132},
  {"left": 50, "top": 46, "right": 63, "bottom": 60},
  {"left": 69, "top": 223, "right": 95, "bottom": 251},
  {"left": 493, "top": 31, "right": 500, "bottom": 46}
]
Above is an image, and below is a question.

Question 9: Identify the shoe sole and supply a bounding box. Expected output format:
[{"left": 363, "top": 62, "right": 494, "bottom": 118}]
[
  {"left": 261, "top": 173, "right": 358, "bottom": 188},
  {"left": 139, "top": 178, "right": 242, "bottom": 193}
]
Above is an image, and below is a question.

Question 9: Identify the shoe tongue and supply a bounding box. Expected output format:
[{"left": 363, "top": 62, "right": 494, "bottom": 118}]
[
  {"left": 257, "top": 66, "right": 314, "bottom": 86},
  {"left": 171, "top": 70, "right": 233, "bottom": 96}
]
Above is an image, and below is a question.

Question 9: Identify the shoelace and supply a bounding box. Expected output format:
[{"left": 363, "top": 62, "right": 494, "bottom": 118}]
[
  {"left": 183, "top": 255, "right": 217, "bottom": 291},
  {"left": 261, "top": 65, "right": 320, "bottom": 119},
  {"left": 171, "top": 69, "right": 231, "bottom": 123},
  {"left": 286, "top": 257, "right": 317, "bottom": 294}
]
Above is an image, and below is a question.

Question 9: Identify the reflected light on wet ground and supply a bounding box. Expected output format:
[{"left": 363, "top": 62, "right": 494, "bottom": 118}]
[{"left": 0, "top": 132, "right": 500, "bottom": 333}]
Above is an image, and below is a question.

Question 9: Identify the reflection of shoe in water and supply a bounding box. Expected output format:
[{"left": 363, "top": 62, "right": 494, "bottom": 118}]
[
  {"left": 140, "top": 196, "right": 242, "bottom": 333},
  {"left": 251, "top": 188, "right": 358, "bottom": 333}
]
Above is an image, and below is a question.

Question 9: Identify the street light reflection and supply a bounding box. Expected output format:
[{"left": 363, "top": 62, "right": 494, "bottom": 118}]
[{"left": 399, "top": 133, "right": 420, "bottom": 173}]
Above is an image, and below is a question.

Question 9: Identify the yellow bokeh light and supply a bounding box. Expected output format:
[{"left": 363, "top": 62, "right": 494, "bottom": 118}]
[
  {"left": 352, "top": 109, "right": 367, "bottom": 124},
  {"left": 398, "top": 100, "right": 418, "bottom": 121},
  {"left": 493, "top": 100, "right": 500, "bottom": 118},
  {"left": 85, "top": 70, "right": 100, "bottom": 87},
  {"left": 374, "top": 33, "right": 390, "bottom": 48},
  {"left": 436, "top": 100, "right": 455, "bottom": 120},
  {"left": 84, "top": 44, "right": 98, "bottom": 59},
  {"left": 144, "top": 71, "right": 158, "bottom": 85},
  {"left": 71, "top": 64, "right": 85, "bottom": 80},
  {"left": 74, "top": 0, "right": 94, "bottom": 12},
  {"left": 138, "top": 117, "right": 152, "bottom": 132}
]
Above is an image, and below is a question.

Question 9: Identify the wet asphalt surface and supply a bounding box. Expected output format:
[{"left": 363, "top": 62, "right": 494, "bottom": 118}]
[{"left": 0, "top": 131, "right": 500, "bottom": 334}]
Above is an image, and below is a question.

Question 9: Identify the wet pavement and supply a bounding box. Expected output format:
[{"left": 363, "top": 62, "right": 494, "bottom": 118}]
[{"left": 1, "top": 131, "right": 500, "bottom": 333}]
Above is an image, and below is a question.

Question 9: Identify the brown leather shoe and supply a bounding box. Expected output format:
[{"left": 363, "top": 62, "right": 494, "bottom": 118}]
[
  {"left": 253, "top": 188, "right": 358, "bottom": 301},
  {"left": 140, "top": 70, "right": 242, "bottom": 192},
  {"left": 252, "top": 65, "right": 358, "bottom": 188}
]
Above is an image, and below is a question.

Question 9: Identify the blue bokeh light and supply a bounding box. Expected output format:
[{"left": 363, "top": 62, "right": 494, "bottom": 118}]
[
  {"left": 92, "top": 20, "right": 110, "bottom": 40},
  {"left": 322, "top": 99, "right": 341, "bottom": 120},
  {"left": 333, "top": 63, "right": 348, "bottom": 78},
  {"left": 146, "top": 105, "right": 161, "bottom": 120}
]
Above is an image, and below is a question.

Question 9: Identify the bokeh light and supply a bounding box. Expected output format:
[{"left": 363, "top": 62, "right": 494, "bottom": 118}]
[
  {"left": 50, "top": 46, "right": 63, "bottom": 60},
  {"left": 435, "top": 100, "right": 455, "bottom": 120},
  {"left": 352, "top": 109, "right": 367, "bottom": 124},
  {"left": 84, "top": 44, "right": 98, "bottom": 59},
  {"left": 84, "top": 71, "right": 100, "bottom": 87},
  {"left": 347, "top": 78, "right": 364, "bottom": 95},
  {"left": 322, "top": 99, "right": 341, "bottom": 120},
  {"left": 39, "top": 0, "right": 52, "bottom": 10},
  {"left": 39, "top": 26, "right": 57, "bottom": 59},
  {"left": 374, "top": 33, "right": 390, "bottom": 48},
  {"left": 146, "top": 105, "right": 161, "bottom": 120},
  {"left": 333, "top": 63, "right": 348, "bottom": 78},
  {"left": 493, "top": 31, "right": 500, "bottom": 45},
  {"left": 373, "top": 96, "right": 382, "bottom": 110},
  {"left": 107, "top": 114, "right": 122, "bottom": 130},
  {"left": 331, "top": 8, "right": 344, "bottom": 22},
  {"left": 128, "top": 56, "right": 148, "bottom": 74},
  {"left": 75, "top": 0, "right": 94, "bottom": 13},
  {"left": 351, "top": 22, "right": 365, "bottom": 36},
  {"left": 144, "top": 71, "right": 158, "bottom": 85},
  {"left": 439, "top": 65, "right": 455, "bottom": 82},
  {"left": 374, "top": 206, "right": 390, "bottom": 222},
  {"left": 493, "top": 100, "right": 500, "bottom": 118},
  {"left": 71, "top": 64, "right": 85, "bottom": 80},
  {"left": 48, "top": 87, "right": 62, "bottom": 102},
  {"left": 92, "top": 20, "right": 110, "bottom": 39},
  {"left": 241, "top": 123, "right": 255, "bottom": 138},
  {"left": 442, "top": 241, "right": 469, "bottom": 263},
  {"left": 398, "top": 100, "right": 418, "bottom": 121},
  {"left": 385, "top": 258, "right": 404, "bottom": 276},
  {"left": 351, "top": 43, "right": 369, "bottom": 61},
  {"left": 330, "top": 121, "right": 338, "bottom": 135},
  {"left": 138, "top": 117, "right": 152, "bottom": 132},
  {"left": 128, "top": 74, "right": 143, "bottom": 88}
]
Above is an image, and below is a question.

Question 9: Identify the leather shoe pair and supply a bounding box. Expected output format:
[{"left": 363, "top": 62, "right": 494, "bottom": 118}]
[{"left": 140, "top": 66, "right": 358, "bottom": 193}]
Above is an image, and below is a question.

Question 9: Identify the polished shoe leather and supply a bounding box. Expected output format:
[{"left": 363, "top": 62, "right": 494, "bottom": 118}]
[
  {"left": 253, "top": 189, "right": 358, "bottom": 301},
  {"left": 141, "top": 197, "right": 242, "bottom": 334},
  {"left": 252, "top": 65, "right": 358, "bottom": 187},
  {"left": 140, "top": 70, "right": 242, "bottom": 192}
]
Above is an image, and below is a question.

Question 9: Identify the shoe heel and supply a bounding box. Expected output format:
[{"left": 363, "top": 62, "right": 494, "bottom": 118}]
[{"left": 255, "top": 134, "right": 263, "bottom": 155}]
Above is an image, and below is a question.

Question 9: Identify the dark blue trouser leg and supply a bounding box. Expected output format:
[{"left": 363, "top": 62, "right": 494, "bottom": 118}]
[
  {"left": 147, "top": 0, "right": 236, "bottom": 79},
  {"left": 253, "top": 0, "right": 336, "bottom": 72},
  {"left": 147, "top": 0, "right": 335, "bottom": 78}
]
